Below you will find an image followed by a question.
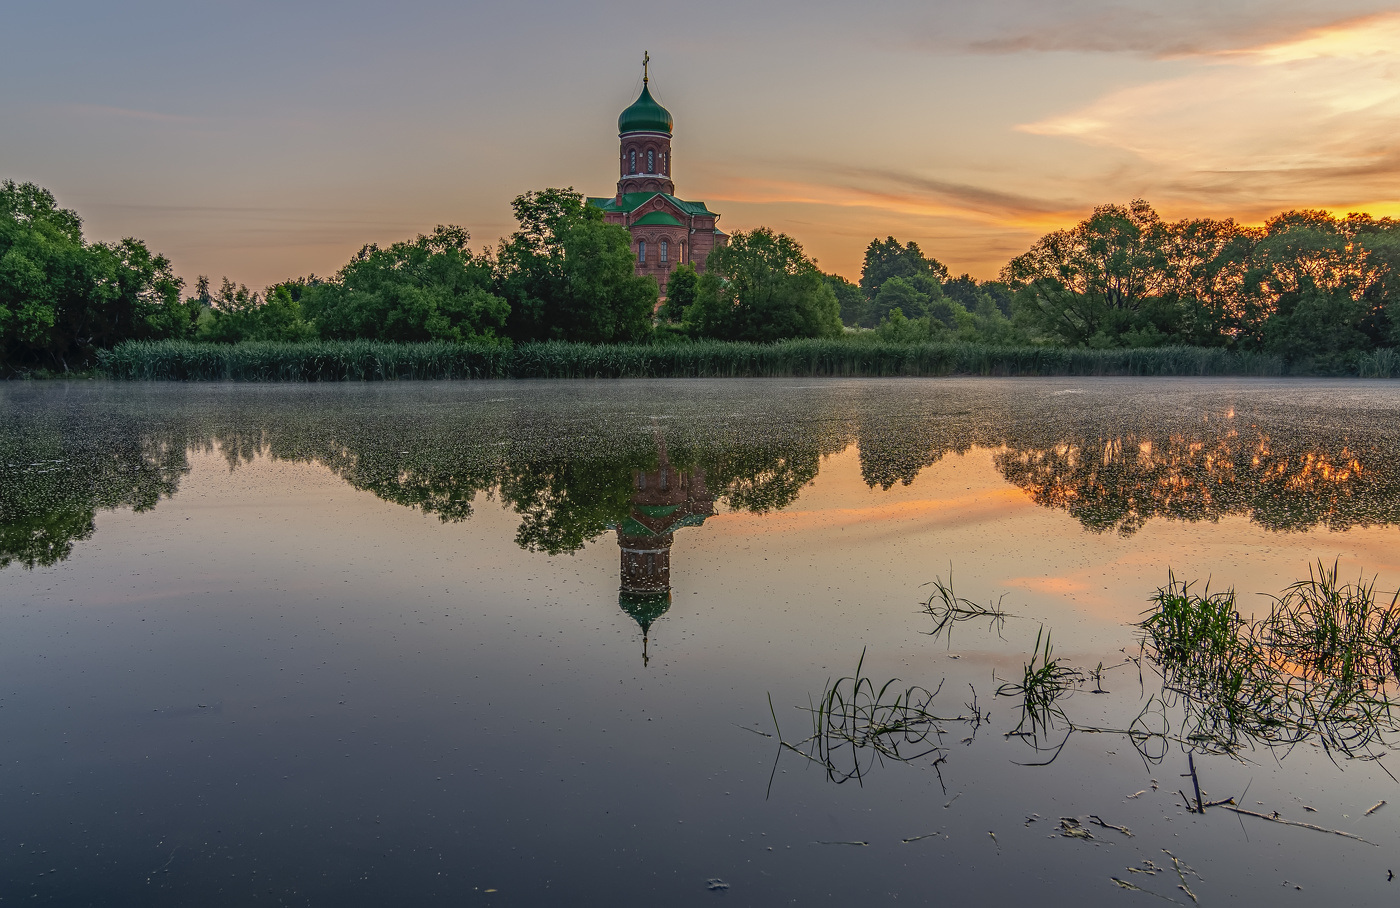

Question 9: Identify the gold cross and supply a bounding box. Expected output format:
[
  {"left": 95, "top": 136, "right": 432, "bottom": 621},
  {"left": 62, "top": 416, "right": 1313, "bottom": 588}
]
[{"left": 643, "top": 51, "right": 650, "bottom": 83}]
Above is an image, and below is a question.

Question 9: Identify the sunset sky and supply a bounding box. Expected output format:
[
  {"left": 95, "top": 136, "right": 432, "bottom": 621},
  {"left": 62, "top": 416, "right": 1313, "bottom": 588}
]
[{"left": 5, "top": 0, "right": 1400, "bottom": 288}]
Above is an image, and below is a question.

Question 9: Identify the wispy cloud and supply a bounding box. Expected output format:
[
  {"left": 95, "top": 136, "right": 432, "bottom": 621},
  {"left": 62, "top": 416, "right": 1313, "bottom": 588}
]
[
  {"left": 703, "top": 164, "right": 1079, "bottom": 229},
  {"left": 1017, "top": 13, "right": 1400, "bottom": 211},
  {"left": 952, "top": 0, "right": 1397, "bottom": 58},
  {"left": 63, "top": 104, "right": 200, "bottom": 123}
]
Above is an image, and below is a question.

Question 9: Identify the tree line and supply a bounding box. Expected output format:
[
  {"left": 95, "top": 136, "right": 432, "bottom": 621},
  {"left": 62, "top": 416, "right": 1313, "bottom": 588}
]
[{"left": 4, "top": 179, "right": 1398, "bottom": 372}]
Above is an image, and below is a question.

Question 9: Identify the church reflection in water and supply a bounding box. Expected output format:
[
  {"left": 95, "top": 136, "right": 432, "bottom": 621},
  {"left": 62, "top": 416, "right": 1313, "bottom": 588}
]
[
  {"left": 612, "top": 440, "right": 714, "bottom": 666},
  {"left": 8, "top": 387, "right": 1400, "bottom": 671}
]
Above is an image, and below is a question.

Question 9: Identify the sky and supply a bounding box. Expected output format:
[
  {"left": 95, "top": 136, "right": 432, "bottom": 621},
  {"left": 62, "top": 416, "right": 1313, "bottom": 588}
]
[{"left": 4, "top": 0, "right": 1400, "bottom": 288}]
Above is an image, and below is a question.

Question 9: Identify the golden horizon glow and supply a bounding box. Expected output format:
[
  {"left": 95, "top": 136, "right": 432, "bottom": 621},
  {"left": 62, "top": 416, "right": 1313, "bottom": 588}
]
[{"left": 8, "top": 4, "right": 1400, "bottom": 288}]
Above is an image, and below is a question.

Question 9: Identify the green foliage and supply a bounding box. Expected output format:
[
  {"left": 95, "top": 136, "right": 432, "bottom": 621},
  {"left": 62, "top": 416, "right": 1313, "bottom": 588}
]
[
  {"left": 497, "top": 188, "right": 655, "bottom": 343},
  {"left": 868, "top": 275, "right": 942, "bottom": 325},
  {"left": 684, "top": 228, "right": 842, "bottom": 342},
  {"left": 781, "top": 648, "right": 957, "bottom": 785},
  {"left": 195, "top": 278, "right": 317, "bottom": 343},
  {"left": 657, "top": 262, "right": 698, "bottom": 323},
  {"left": 869, "top": 291, "right": 1027, "bottom": 347},
  {"left": 873, "top": 307, "right": 935, "bottom": 343},
  {"left": 1004, "top": 200, "right": 1400, "bottom": 359},
  {"left": 303, "top": 225, "right": 508, "bottom": 344},
  {"left": 0, "top": 418, "right": 186, "bottom": 569},
  {"left": 854, "top": 243, "right": 1024, "bottom": 345},
  {"left": 99, "top": 338, "right": 1291, "bottom": 381},
  {"left": 1254, "top": 211, "right": 1376, "bottom": 364},
  {"left": 822, "top": 271, "right": 865, "bottom": 327},
  {"left": 944, "top": 274, "right": 1012, "bottom": 317},
  {"left": 1004, "top": 200, "right": 1173, "bottom": 347},
  {"left": 0, "top": 180, "right": 192, "bottom": 371},
  {"left": 996, "top": 628, "right": 1082, "bottom": 736},
  {"left": 859, "top": 236, "right": 948, "bottom": 305},
  {"left": 498, "top": 456, "right": 645, "bottom": 555}
]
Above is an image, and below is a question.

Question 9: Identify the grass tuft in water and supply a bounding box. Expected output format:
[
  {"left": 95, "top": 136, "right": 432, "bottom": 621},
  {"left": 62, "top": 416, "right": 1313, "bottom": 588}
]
[
  {"left": 1261, "top": 560, "right": 1400, "bottom": 691},
  {"left": 1140, "top": 563, "right": 1400, "bottom": 756},
  {"left": 921, "top": 572, "right": 1013, "bottom": 643},
  {"left": 995, "top": 627, "right": 1084, "bottom": 737},
  {"left": 770, "top": 648, "right": 984, "bottom": 788}
]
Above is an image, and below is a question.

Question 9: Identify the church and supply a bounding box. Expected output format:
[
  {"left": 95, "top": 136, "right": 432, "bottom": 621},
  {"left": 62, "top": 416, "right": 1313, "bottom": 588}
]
[{"left": 588, "top": 57, "right": 727, "bottom": 296}]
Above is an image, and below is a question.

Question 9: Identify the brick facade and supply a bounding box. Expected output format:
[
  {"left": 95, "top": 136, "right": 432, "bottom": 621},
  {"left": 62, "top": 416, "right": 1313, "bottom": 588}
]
[{"left": 587, "top": 77, "right": 727, "bottom": 297}]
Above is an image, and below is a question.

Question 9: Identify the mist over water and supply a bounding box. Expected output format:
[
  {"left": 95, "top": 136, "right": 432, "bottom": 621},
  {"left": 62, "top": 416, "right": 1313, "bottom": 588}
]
[{"left": 3, "top": 378, "right": 1399, "bottom": 905}]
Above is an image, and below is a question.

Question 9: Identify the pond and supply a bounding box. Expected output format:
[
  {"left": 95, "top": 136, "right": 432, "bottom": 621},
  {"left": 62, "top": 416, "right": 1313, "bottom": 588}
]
[{"left": 3, "top": 378, "right": 1400, "bottom": 905}]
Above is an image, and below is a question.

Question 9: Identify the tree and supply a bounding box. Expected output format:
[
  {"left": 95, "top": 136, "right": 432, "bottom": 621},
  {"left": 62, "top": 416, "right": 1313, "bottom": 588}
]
[
  {"left": 1351, "top": 217, "right": 1400, "bottom": 346},
  {"left": 496, "top": 188, "right": 655, "bottom": 343},
  {"left": 944, "top": 273, "right": 1014, "bottom": 318},
  {"left": 1158, "top": 218, "right": 1260, "bottom": 348},
  {"left": 859, "top": 237, "right": 948, "bottom": 304},
  {"left": 868, "top": 275, "right": 933, "bottom": 324},
  {"left": 873, "top": 307, "right": 933, "bottom": 343},
  {"left": 0, "top": 180, "right": 192, "bottom": 370},
  {"left": 1003, "top": 200, "right": 1173, "bottom": 347},
  {"left": 821, "top": 271, "right": 865, "bottom": 327},
  {"left": 302, "top": 225, "right": 509, "bottom": 343},
  {"left": 683, "top": 228, "right": 842, "bottom": 342},
  {"left": 657, "top": 262, "right": 698, "bottom": 323},
  {"left": 194, "top": 278, "right": 316, "bottom": 343},
  {"left": 1253, "top": 211, "right": 1374, "bottom": 363}
]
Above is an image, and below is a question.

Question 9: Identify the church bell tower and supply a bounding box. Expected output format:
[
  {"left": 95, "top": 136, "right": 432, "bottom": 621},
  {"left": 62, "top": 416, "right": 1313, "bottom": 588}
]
[{"left": 617, "top": 52, "right": 675, "bottom": 196}]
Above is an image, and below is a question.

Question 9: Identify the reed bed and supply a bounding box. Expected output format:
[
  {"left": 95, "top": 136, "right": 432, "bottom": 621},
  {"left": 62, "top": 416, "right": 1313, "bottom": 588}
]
[
  {"left": 1358, "top": 347, "right": 1400, "bottom": 378},
  {"left": 96, "top": 339, "right": 1293, "bottom": 381}
]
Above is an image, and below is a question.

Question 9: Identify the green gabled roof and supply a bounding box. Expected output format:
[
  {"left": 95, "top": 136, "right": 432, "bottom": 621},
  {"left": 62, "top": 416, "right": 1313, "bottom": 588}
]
[
  {"left": 631, "top": 211, "right": 683, "bottom": 227},
  {"left": 672, "top": 198, "right": 714, "bottom": 217},
  {"left": 636, "top": 503, "right": 681, "bottom": 518},
  {"left": 619, "top": 516, "right": 657, "bottom": 537},
  {"left": 618, "top": 84, "right": 673, "bottom": 135},
  {"left": 671, "top": 513, "right": 709, "bottom": 531},
  {"left": 616, "top": 510, "right": 710, "bottom": 537},
  {"left": 586, "top": 193, "right": 717, "bottom": 218}
]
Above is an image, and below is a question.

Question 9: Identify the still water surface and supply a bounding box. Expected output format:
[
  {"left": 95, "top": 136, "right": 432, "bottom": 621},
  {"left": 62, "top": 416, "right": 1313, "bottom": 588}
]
[{"left": 3, "top": 378, "right": 1400, "bottom": 905}]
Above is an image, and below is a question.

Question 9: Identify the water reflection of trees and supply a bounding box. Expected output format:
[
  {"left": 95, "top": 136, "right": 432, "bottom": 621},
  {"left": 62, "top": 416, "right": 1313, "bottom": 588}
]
[
  {"left": 0, "top": 429, "right": 187, "bottom": 569},
  {"left": 5, "top": 389, "right": 1400, "bottom": 574},
  {"left": 996, "top": 428, "right": 1398, "bottom": 535}
]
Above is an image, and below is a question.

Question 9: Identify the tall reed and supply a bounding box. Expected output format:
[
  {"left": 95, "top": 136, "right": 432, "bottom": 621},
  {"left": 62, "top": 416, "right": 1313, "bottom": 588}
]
[{"left": 96, "top": 339, "right": 1299, "bottom": 381}]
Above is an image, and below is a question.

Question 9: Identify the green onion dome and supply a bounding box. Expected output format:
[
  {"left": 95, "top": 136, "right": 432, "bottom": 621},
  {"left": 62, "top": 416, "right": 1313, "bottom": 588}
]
[
  {"left": 619, "top": 589, "right": 671, "bottom": 632},
  {"left": 618, "top": 84, "right": 673, "bottom": 135}
]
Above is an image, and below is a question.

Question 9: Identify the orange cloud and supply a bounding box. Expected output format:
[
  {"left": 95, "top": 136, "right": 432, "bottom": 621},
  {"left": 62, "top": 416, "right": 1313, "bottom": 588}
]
[{"left": 1019, "top": 12, "right": 1400, "bottom": 213}]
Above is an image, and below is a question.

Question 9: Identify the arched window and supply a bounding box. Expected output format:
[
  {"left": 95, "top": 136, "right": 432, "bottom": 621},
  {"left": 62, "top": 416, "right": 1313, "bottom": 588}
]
[
  {"left": 629, "top": 150, "right": 636, "bottom": 174},
  {"left": 660, "top": 241, "right": 668, "bottom": 263},
  {"left": 647, "top": 150, "right": 655, "bottom": 172},
  {"left": 637, "top": 240, "right": 646, "bottom": 264}
]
